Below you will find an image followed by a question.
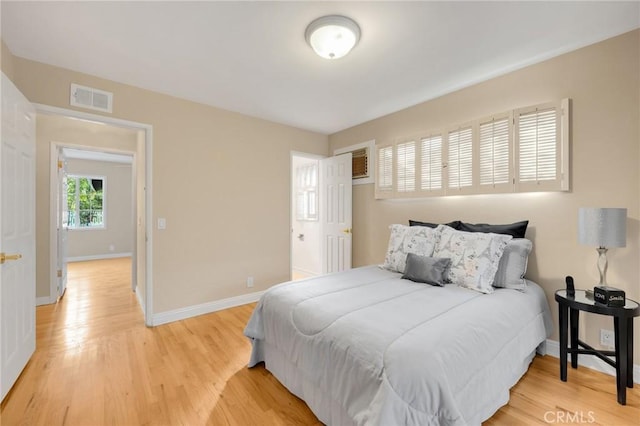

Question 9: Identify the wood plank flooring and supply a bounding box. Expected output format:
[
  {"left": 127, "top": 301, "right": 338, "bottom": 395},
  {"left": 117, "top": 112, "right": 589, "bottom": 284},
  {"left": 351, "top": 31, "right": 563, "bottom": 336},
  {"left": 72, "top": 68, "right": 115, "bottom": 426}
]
[{"left": 1, "top": 258, "right": 638, "bottom": 425}]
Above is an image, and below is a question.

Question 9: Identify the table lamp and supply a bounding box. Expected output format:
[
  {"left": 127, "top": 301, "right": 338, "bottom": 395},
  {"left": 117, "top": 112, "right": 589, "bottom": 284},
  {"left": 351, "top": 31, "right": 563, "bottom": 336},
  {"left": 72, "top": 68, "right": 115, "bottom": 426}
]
[{"left": 578, "top": 207, "right": 627, "bottom": 286}]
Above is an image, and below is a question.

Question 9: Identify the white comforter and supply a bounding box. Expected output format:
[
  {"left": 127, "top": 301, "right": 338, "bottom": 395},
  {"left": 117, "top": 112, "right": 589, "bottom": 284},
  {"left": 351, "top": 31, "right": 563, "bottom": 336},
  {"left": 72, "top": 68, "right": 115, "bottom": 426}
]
[{"left": 244, "top": 266, "right": 553, "bottom": 425}]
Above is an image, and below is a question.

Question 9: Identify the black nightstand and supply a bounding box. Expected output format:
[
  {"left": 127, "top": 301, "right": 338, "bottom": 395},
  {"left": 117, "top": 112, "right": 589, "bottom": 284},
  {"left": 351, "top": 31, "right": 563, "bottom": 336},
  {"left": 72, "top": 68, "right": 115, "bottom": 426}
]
[{"left": 555, "top": 286, "right": 640, "bottom": 405}]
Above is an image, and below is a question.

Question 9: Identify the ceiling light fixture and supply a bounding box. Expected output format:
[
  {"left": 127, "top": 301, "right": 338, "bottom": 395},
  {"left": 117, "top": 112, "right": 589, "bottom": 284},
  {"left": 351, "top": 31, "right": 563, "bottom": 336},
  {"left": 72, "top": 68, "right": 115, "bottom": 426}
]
[{"left": 305, "top": 15, "right": 361, "bottom": 60}]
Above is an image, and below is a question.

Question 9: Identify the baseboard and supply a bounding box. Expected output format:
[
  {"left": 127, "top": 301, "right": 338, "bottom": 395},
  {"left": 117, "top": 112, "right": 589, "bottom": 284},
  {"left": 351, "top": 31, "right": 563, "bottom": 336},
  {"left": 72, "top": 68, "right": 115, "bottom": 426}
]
[
  {"left": 36, "top": 296, "right": 55, "bottom": 306},
  {"left": 152, "top": 290, "right": 266, "bottom": 326},
  {"left": 67, "top": 253, "right": 132, "bottom": 262},
  {"left": 545, "top": 338, "right": 640, "bottom": 384}
]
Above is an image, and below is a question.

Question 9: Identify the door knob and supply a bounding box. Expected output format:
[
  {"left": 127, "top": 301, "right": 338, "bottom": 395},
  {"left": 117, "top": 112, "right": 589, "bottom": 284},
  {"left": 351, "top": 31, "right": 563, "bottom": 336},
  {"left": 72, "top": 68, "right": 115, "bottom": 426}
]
[
  {"left": 342, "top": 228, "right": 352, "bottom": 234},
  {"left": 0, "top": 253, "right": 22, "bottom": 264}
]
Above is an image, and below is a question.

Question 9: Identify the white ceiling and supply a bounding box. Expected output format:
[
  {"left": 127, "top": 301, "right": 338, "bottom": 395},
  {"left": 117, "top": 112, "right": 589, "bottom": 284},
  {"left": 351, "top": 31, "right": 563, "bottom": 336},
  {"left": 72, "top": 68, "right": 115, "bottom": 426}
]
[{"left": 2, "top": 1, "right": 639, "bottom": 135}]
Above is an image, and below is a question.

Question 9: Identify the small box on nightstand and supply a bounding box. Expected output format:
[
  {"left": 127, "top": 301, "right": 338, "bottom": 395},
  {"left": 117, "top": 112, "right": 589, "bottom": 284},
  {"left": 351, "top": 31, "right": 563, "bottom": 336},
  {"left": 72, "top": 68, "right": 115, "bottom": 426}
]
[{"left": 594, "top": 286, "right": 625, "bottom": 307}]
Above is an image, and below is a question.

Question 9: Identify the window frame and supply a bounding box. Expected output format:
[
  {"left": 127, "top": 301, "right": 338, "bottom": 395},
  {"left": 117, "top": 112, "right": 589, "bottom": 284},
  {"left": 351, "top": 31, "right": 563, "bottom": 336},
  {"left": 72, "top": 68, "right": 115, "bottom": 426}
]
[
  {"left": 514, "top": 99, "right": 569, "bottom": 192},
  {"left": 66, "top": 174, "right": 107, "bottom": 230}
]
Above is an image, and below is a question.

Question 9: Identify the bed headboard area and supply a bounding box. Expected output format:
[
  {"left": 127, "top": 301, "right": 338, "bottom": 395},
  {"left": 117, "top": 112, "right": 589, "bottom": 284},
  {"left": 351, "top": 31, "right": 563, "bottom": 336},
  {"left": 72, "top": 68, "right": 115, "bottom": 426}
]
[{"left": 382, "top": 220, "right": 533, "bottom": 294}]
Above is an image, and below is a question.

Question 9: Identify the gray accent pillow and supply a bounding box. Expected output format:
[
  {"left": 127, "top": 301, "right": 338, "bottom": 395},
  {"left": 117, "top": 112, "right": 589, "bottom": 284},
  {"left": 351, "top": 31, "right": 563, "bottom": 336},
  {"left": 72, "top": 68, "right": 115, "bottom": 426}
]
[
  {"left": 492, "top": 238, "right": 533, "bottom": 291},
  {"left": 401, "top": 253, "right": 451, "bottom": 286}
]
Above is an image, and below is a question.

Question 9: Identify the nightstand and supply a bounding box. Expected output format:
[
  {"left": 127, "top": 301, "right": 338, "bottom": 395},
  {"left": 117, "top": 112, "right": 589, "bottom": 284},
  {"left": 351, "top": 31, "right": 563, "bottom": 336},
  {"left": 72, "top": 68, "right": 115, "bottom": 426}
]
[{"left": 555, "top": 284, "right": 640, "bottom": 405}]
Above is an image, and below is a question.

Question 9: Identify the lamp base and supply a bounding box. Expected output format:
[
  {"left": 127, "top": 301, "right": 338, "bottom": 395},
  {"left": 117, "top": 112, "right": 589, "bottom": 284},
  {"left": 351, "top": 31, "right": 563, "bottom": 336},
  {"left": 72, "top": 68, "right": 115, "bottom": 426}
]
[{"left": 596, "top": 247, "right": 608, "bottom": 286}]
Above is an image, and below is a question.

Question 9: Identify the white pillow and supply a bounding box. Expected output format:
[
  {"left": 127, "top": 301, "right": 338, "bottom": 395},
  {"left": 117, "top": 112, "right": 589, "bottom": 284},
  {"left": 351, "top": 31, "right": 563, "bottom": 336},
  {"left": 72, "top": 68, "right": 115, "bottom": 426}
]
[
  {"left": 492, "top": 238, "right": 533, "bottom": 291},
  {"left": 433, "top": 225, "right": 512, "bottom": 293},
  {"left": 382, "top": 224, "right": 440, "bottom": 273}
]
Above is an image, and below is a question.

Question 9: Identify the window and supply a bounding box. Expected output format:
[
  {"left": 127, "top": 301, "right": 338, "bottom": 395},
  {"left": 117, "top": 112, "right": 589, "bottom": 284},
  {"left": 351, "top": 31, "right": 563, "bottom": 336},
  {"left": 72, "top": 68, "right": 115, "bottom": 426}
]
[
  {"left": 446, "top": 126, "right": 473, "bottom": 192},
  {"left": 375, "top": 99, "right": 569, "bottom": 199},
  {"left": 295, "top": 163, "right": 318, "bottom": 221},
  {"left": 479, "top": 114, "right": 512, "bottom": 192},
  {"left": 515, "top": 100, "right": 569, "bottom": 192},
  {"left": 67, "top": 175, "right": 105, "bottom": 228},
  {"left": 376, "top": 145, "right": 393, "bottom": 196},
  {"left": 396, "top": 141, "right": 416, "bottom": 192},
  {"left": 419, "top": 134, "right": 442, "bottom": 194}
]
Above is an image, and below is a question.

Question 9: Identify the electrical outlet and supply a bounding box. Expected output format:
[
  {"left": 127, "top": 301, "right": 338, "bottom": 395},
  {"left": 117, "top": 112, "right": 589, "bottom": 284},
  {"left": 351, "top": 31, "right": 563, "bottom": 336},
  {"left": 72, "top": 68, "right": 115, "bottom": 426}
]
[
  {"left": 247, "top": 277, "right": 254, "bottom": 288},
  {"left": 600, "top": 329, "right": 614, "bottom": 348}
]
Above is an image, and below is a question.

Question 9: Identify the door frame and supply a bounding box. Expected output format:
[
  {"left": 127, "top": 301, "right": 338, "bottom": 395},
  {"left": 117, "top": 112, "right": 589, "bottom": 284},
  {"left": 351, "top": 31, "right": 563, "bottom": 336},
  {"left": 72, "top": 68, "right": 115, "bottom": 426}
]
[
  {"left": 36, "top": 103, "right": 154, "bottom": 327},
  {"left": 50, "top": 142, "right": 134, "bottom": 296}
]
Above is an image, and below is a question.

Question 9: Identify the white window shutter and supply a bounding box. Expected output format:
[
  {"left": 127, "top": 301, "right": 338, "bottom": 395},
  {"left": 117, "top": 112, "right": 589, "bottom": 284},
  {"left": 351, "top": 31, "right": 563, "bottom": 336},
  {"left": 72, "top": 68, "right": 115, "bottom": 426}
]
[
  {"left": 375, "top": 145, "right": 394, "bottom": 198},
  {"left": 396, "top": 140, "right": 416, "bottom": 193},
  {"left": 515, "top": 99, "right": 569, "bottom": 192},
  {"left": 479, "top": 115, "right": 512, "bottom": 192},
  {"left": 419, "top": 134, "right": 443, "bottom": 195},
  {"left": 446, "top": 126, "right": 474, "bottom": 193}
]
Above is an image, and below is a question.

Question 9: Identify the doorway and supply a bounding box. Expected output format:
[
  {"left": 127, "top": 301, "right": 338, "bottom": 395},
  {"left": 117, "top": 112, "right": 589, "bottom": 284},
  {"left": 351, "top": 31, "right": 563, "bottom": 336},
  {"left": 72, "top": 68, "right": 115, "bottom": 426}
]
[
  {"left": 36, "top": 104, "right": 154, "bottom": 326},
  {"left": 56, "top": 145, "right": 135, "bottom": 303},
  {"left": 290, "top": 152, "right": 353, "bottom": 280},
  {"left": 291, "top": 153, "right": 322, "bottom": 280}
]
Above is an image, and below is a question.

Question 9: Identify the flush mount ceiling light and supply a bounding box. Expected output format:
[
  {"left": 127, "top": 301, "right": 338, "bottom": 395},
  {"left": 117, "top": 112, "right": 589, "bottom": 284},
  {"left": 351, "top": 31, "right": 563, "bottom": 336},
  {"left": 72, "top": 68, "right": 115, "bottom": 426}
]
[{"left": 305, "top": 15, "right": 361, "bottom": 59}]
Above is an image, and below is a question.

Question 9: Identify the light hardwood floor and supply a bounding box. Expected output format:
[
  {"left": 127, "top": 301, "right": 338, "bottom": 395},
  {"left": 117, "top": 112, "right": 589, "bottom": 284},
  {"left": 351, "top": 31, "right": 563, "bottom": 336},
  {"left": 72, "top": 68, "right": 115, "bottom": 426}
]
[{"left": 1, "top": 258, "right": 638, "bottom": 425}]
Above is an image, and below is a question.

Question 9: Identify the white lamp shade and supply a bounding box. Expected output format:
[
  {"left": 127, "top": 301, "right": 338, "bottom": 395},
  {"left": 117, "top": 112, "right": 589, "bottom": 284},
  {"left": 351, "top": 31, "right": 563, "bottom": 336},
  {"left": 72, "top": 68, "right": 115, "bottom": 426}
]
[
  {"left": 578, "top": 207, "right": 627, "bottom": 248},
  {"left": 305, "top": 15, "right": 360, "bottom": 59}
]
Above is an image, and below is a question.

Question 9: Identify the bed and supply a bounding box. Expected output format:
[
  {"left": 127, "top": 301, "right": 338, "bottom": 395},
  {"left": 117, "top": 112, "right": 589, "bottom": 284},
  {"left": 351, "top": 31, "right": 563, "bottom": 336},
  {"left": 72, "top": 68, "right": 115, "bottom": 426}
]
[{"left": 244, "top": 224, "right": 553, "bottom": 425}]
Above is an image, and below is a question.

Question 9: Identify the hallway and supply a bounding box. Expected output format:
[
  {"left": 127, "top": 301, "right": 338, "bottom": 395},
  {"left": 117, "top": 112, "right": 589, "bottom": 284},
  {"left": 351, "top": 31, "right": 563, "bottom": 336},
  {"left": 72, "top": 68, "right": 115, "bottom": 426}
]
[
  {"left": 0, "top": 258, "right": 318, "bottom": 425},
  {"left": 39, "top": 258, "right": 141, "bottom": 350}
]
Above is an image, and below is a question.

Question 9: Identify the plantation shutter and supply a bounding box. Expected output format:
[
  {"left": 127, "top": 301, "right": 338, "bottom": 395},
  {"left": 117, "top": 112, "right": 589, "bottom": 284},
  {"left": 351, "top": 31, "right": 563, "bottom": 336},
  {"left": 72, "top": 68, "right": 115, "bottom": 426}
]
[
  {"left": 479, "top": 115, "right": 512, "bottom": 192},
  {"left": 396, "top": 141, "right": 416, "bottom": 192},
  {"left": 515, "top": 99, "right": 569, "bottom": 191},
  {"left": 419, "top": 134, "right": 443, "bottom": 194},
  {"left": 375, "top": 145, "right": 393, "bottom": 198},
  {"left": 446, "top": 126, "right": 473, "bottom": 192}
]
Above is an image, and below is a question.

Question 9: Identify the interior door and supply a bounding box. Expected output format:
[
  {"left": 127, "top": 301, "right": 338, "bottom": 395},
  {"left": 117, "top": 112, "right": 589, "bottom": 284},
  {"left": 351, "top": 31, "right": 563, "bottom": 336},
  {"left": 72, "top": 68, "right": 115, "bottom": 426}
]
[
  {"left": 1, "top": 72, "right": 36, "bottom": 401},
  {"left": 320, "top": 153, "right": 352, "bottom": 274},
  {"left": 56, "top": 148, "right": 68, "bottom": 299}
]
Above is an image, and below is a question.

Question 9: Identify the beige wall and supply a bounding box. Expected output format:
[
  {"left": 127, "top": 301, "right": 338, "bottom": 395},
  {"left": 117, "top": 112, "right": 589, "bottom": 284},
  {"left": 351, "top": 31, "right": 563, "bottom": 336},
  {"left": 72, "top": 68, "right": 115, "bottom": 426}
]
[
  {"left": 35, "top": 114, "right": 138, "bottom": 299},
  {"left": 329, "top": 30, "right": 640, "bottom": 361},
  {"left": 9, "top": 53, "right": 328, "bottom": 313},
  {"left": 66, "top": 159, "right": 133, "bottom": 260}
]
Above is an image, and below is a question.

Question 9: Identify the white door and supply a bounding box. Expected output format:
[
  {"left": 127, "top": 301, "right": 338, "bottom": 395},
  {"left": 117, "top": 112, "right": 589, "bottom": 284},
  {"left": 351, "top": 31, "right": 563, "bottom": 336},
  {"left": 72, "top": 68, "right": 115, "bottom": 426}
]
[
  {"left": 56, "top": 148, "right": 68, "bottom": 299},
  {"left": 0, "top": 72, "right": 36, "bottom": 401},
  {"left": 320, "top": 153, "right": 352, "bottom": 274}
]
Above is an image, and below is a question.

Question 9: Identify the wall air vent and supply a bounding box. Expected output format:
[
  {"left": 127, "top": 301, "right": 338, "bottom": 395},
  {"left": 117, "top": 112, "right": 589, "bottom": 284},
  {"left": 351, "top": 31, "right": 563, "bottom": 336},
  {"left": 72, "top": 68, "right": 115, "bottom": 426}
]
[{"left": 70, "top": 83, "right": 113, "bottom": 113}]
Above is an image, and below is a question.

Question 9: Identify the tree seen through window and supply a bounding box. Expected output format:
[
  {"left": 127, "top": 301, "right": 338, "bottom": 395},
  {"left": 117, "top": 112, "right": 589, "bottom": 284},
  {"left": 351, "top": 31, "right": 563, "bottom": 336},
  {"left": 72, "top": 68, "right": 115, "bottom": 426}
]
[{"left": 67, "top": 176, "right": 104, "bottom": 228}]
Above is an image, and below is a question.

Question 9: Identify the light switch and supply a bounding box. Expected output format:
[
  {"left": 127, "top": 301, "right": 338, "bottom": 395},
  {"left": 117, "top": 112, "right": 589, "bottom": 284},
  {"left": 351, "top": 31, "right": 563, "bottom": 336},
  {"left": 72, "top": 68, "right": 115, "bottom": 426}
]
[{"left": 157, "top": 218, "right": 166, "bottom": 230}]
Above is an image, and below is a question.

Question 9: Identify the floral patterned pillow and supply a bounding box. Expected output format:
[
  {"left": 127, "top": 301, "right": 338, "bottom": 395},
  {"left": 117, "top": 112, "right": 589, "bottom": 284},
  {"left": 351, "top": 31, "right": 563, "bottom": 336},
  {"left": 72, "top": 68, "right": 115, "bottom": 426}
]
[
  {"left": 433, "top": 225, "right": 512, "bottom": 293},
  {"left": 382, "top": 224, "right": 440, "bottom": 273}
]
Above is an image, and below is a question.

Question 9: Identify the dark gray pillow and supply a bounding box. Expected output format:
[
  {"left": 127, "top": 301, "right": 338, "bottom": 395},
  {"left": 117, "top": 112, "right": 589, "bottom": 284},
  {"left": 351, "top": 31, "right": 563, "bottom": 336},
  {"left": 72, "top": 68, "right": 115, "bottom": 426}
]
[
  {"left": 458, "top": 220, "right": 529, "bottom": 238},
  {"left": 401, "top": 253, "right": 451, "bottom": 286},
  {"left": 409, "top": 220, "right": 461, "bottom": 229}
]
